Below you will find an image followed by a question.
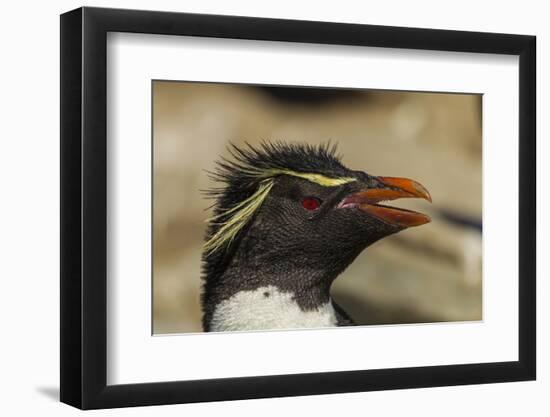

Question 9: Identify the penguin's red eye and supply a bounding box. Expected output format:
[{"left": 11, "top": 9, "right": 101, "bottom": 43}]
[{"left": 302, "top": 197, "right": 321, "bottom": 211}]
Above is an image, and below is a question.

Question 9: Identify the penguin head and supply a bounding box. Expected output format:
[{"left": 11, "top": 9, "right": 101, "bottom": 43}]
[{"left": 203, "top": 142, "right": 431, "bottom": 274}]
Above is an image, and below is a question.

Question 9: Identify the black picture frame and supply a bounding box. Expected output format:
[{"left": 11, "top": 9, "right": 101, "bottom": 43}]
[{"left": 60, "top": 6, "right": 536, "bottom": 410}]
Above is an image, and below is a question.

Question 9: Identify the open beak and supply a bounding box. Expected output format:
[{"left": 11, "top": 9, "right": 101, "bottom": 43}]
[{"left": 338, "top": 176, "right": 432, "bottom": 228}]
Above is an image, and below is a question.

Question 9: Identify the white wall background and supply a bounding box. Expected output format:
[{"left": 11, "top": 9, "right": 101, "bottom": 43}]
[{"left": 0, "top": 0, "right": 545, "bottom": 415}]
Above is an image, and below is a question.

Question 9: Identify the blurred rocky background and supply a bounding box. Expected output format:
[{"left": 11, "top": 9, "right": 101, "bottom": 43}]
[{"left": 153, "top": 81, "right": 482, "bottom": 334}]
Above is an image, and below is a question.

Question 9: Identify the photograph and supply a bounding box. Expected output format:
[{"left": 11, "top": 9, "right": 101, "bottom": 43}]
[{"left": 152, "top": 81, "right": 483, "bottom": 334}]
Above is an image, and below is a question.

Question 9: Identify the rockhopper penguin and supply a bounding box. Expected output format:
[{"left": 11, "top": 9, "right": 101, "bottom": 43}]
[{"left": 201, "top": 142, "right": 432, "bottom": 332}]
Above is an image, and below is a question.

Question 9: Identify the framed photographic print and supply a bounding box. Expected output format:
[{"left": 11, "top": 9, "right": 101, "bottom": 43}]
[{"left": 60, "top": 6, "right": 536, "bottom": 409}]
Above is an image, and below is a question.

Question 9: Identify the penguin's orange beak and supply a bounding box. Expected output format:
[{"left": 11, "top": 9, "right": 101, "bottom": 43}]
[{"left": 338, "top": 176, "right": 432, "bottom": 228}]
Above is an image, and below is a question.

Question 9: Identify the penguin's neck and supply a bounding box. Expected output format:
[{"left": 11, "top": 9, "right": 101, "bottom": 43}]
[
  {"left": 208, "top": 284, "right": 338, "bottom": 332},
  {"left": 204, "top": 262, "right": 339, "bottom": 332},
  {"left": 219, "top": 260, "right": 335, "bottom": 307}
]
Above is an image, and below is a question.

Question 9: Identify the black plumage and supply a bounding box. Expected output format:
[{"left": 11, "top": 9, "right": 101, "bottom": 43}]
[{"left": 200, "top": 141, "right": 431, "bottom": 331}]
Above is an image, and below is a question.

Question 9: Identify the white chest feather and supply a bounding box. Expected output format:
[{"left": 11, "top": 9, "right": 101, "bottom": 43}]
[{"left": 209, "top": 286, "right": 338, "bottom": 332}]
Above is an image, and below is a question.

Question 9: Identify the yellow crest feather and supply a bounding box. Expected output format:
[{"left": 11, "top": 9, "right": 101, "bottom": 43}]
[
  {"left": 204, "top": 169, "right": 356, "bottom": 254},
  {"left": 275, "top": 170, "right": 356, "bottom": 187},
  {"left": 203, "top": 180, "right": 274, "bottom": 254}
]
